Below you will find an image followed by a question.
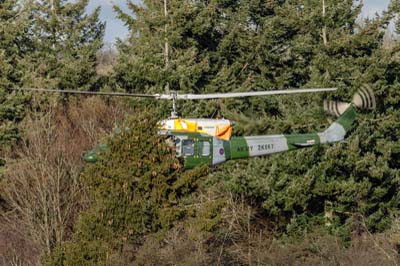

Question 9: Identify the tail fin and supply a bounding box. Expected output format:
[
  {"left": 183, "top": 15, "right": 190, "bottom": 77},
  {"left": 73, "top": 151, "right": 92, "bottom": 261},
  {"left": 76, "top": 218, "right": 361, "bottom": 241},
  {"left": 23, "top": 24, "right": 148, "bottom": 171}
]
[
  {"left": 320, "top": 86, "right": 375, "bottom": 143},
  {"left": 321, "top": 105, "right": 357, "bottom": 143},
  {"left": 323, "top": 85, "right": 376, "bottom": 117}
]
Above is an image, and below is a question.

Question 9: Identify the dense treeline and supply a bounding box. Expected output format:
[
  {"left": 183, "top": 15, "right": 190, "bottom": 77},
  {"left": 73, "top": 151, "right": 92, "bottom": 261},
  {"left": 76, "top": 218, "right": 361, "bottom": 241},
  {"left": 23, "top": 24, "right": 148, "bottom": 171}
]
[{"left": 0, "top": 0, "right": 399, "bottom": 265}]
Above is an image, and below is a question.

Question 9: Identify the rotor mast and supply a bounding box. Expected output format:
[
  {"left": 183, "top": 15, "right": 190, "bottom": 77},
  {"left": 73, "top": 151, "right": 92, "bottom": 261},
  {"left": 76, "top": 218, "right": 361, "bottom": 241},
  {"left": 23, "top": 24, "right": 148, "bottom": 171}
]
[{"left": 171, "top": 91, "right": 178, "bottom": 118}]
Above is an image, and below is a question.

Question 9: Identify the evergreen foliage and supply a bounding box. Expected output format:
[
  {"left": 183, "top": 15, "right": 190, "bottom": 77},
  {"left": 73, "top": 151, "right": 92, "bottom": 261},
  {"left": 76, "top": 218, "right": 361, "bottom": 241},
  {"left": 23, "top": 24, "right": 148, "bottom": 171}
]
[
  {"left": 0, "top": 0, "right": 399, "bottom": 264},
  {"left": 214, "top": 1, "right": 400, "bottom": 236},
  {"left": 46, "top": 111, "right": 208, "bottom": 265},
  {"left": 22, "top": 0, "right": 105, "bottom": 90},
  {"left": 0, "top": 0, "right": 105, "bottom": 171},
  {"left": 0, "top": 0, "right": 32, "bottom": 165},
  {"left": 50, "top": 1, "right": 400, "bottom": 262}
]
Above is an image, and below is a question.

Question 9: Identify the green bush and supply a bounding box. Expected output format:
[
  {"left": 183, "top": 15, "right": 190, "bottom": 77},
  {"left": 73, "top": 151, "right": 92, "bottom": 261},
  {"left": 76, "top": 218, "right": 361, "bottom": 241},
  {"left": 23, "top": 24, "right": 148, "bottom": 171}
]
[{"left": 47, "top": 110, "right": 208, "bottom": 265}]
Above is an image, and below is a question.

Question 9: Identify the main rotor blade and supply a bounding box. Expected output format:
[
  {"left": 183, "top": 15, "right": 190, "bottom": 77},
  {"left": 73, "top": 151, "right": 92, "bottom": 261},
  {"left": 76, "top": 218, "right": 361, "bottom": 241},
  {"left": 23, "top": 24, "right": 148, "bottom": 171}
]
[
  {"left": 177, "top": 88, "right": 337, "bottom": 100},
  {"left": 12, "top": 87, "right": 337, "bottom": 100},
  {"left": 12, "top": 88, "right": 160, "bottom": 98}
]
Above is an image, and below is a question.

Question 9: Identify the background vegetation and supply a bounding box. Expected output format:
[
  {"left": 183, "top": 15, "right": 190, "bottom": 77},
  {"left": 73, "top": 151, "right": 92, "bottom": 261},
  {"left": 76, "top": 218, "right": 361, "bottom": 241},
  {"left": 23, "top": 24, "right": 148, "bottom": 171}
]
[{"left": 0, "top": 0, "right": 399, "bottom": 265}]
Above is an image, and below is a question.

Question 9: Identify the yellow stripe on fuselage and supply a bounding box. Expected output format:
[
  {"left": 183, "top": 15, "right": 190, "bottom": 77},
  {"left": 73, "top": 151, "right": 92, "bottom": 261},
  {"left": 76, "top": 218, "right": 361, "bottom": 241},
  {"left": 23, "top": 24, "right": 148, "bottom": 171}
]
[{"left": 159, "top": 118, "right": 233, "bottom": 140}]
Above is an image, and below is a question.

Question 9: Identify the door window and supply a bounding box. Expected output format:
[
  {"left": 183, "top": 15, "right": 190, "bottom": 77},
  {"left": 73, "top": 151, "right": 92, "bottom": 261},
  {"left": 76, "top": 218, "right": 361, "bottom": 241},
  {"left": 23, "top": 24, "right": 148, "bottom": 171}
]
[
  {"left": 198, "top": 141, "right": 211, "bottom": 156},
  {"left": 182, "top": 139, "right": 194, "bottom": 156}
]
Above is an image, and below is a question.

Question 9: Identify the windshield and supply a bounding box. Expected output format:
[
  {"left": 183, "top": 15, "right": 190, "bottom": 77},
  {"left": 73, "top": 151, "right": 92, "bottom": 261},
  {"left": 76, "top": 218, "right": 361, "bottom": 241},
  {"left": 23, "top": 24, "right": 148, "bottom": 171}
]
[{"left": 182, "top": 139, "right": 194, "bottom": 156}]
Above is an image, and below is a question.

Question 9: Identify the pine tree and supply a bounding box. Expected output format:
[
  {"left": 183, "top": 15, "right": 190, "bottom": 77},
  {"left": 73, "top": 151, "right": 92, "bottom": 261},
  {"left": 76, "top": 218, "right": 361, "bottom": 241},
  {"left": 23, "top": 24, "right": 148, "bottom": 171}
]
[
  {"left": 112, "top": 0, "right": 324, "bottom": 120},
  {"left": 219, "top": 1, "right": 400, "bottom": 235},
  {"left": 0, "top": 0, "right": 32, "bottom": 165},
  {"left": 113, "top": 0, "right": 316, "bottom": 94},
  {"left": 113, "top": 0, "right": 220, "bottom": 93},
  {"left": 46, "top": 110, "right": 207, "bottom": 265},
  {"left": 42, "top": 1, "right": 400, "bottom": 263},
  {"left": 22, "top": 0, "right": 105, "bottom": 90}
]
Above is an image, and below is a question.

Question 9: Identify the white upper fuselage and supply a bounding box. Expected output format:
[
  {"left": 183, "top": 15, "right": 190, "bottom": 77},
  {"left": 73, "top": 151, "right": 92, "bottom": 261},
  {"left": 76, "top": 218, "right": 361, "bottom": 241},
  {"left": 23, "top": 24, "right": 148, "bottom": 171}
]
[{"left": 158, "top": 118, "right": 233, "bottom": 140}]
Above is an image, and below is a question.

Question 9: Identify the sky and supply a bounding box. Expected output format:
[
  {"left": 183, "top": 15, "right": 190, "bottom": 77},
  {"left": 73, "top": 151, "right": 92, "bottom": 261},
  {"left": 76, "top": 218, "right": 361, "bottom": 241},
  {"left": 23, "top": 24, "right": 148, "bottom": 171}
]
[{"left": 87, "top": 0, "right": 392, "bottom": 44}]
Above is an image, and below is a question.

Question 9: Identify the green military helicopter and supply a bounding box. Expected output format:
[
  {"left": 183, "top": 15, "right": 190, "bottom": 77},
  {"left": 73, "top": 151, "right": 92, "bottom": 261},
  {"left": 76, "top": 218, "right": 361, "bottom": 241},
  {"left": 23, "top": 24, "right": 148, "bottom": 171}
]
[{"left": 15, "top": 86, "right": 375, "bottom": 169}]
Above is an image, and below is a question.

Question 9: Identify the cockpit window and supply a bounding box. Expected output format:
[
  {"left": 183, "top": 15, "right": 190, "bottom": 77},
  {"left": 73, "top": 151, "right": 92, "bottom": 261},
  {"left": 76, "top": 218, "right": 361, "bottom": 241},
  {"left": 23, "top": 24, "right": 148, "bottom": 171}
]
[
  {"left": 199, "top": 141, "right": 211, "bottom": 156},
  {"left": 182, "top": 139, "right": 194, "bottom": 156}
]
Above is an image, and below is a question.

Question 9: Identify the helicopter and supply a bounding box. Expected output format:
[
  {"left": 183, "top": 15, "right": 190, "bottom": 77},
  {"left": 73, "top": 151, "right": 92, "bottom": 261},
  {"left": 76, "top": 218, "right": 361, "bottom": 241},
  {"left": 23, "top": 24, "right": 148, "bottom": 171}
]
[{"left": 13, "top": 86, "right": 375, "bottom": 169}]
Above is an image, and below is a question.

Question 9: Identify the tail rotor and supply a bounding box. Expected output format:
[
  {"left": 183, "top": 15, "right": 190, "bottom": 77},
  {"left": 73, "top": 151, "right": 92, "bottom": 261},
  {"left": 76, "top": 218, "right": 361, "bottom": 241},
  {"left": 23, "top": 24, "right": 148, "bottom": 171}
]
[
  {"left": 324, "top": 85, "right": 375, "bottom": 117},
  {"left": 352, "top": 85, "right": 376, "bottom": 110},
  {"left": 323, "top": 100, "right": 350, "bottom": 117}
]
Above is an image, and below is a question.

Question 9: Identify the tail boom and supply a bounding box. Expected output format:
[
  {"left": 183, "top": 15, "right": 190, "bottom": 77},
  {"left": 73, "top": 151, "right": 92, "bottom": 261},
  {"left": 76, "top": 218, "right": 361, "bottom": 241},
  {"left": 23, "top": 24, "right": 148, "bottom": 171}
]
[
  {"left": 224, "top": 105, "right": 357, "bottom": 161},
  {"left": 218, "top": 88, "right": 372, "bottom": 165}
]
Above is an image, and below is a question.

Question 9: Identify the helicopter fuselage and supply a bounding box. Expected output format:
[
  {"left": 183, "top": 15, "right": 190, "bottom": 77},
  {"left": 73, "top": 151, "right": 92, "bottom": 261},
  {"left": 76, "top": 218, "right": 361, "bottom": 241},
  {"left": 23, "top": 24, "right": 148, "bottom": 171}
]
[
  {"left": 170, "top": 105, "right": 356, "bottom": 168},
  {"left": 171, "top": 132, "right": 321, "bottom": 168},
  {"left": 84, "top": 105, "right": 358, "bottom": 169}
]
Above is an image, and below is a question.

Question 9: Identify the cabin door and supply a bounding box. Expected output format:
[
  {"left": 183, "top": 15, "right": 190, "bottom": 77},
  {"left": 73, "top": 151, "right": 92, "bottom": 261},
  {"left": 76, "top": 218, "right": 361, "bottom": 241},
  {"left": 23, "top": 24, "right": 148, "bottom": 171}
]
[{"left": 182, "top": 136, "right": 213, "bottom": 168}]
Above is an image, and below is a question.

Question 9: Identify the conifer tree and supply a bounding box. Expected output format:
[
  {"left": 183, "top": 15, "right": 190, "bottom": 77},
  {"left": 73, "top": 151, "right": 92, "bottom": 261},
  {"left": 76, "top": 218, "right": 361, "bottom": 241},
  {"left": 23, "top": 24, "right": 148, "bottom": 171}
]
[
  {"left": 220, "top": 1, "right": 400, "bottom": 235},
  {"left": 113, "top": 0, "right": 221, "bottom": 93},
  {"left": 23, "top": 0, "right": 105, "bottom": 90},
  {"left": 46, "top": 110, "right": 207, "bottom": 265},
  {"left": 112, "top": 1, "right": 320, "bottom": 120},
  {"left": 0, "top": 0, "right": 32, "bottom": 166},
  {"left": 43, "top": 1, "right": 400, "bottom": 263},
  {"left": 113, "top": 0, "right": 313, "bottom": 94}
]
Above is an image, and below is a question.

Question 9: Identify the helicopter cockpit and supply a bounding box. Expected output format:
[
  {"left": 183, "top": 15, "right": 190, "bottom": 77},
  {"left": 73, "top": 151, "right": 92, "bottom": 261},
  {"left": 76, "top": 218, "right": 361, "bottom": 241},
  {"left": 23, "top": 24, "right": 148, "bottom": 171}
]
[
  {"left": 182, "top": 139, "right": 195, "bottom": 156},
  {"left": 170, "top": 135, "right": 214, "bottom": 168}
]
